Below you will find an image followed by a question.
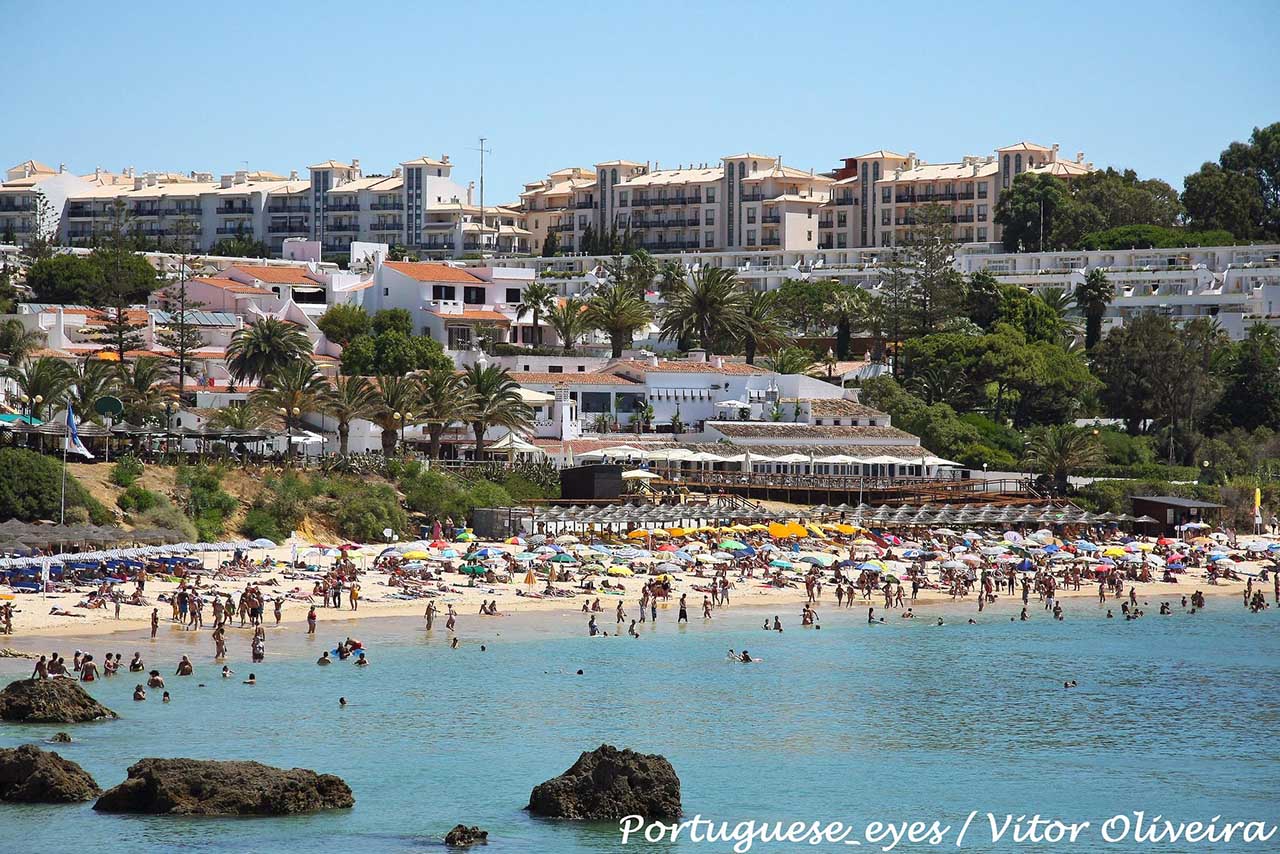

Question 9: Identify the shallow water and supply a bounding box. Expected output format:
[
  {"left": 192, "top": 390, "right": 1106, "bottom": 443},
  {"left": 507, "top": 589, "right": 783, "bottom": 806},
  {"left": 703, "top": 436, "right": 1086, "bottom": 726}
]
[{"left": 0, "top": 597, "right": 1277, "bottom": 853}]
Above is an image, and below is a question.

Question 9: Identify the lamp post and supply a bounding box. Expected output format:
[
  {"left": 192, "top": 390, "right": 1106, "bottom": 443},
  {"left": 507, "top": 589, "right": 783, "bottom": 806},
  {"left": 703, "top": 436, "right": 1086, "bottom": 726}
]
[
  {"left": 32, "top": 394, "right": 43, "bottom": 421},
  {"left": 393, "top": 411, "right": 403, "bottom": 456},
  {"left": 164, "top": 401, "right": 177, "bottom": 458}
]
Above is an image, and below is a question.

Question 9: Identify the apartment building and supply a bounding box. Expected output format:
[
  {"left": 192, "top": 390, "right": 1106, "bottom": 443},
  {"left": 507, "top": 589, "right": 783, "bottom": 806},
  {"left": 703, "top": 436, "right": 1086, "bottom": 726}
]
[
  {"left": 0, "top": 160, "right": 108, "bottom": 244},
  {"left": 520, "top": 154, "right": 831, "bottom": 254},
  {"left": 819, "top": 142, "right": 1093, "bottom": 250}
]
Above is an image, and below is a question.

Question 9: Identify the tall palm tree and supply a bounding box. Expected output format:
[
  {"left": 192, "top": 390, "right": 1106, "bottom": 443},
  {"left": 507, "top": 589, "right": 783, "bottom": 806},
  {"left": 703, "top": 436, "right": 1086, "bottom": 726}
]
[
  {"left": 0, "top": 319, "right": 45, "bottom": 366},
  {"left": 1023, "top": 425, "right": 1105, "bottom": 495},
  {"left": 417, "top": 364, "right": 472, "bottom": 460},
  {"left": 657, "top": 259, "right": 686, "bottom": 299},
  {"left": 371, "top": 374, "right": 422, "bottom": 458},
  {"left": 118, "top": 357, "right": 175, "bottom": 426},
  {"left": 206, "top": 399, "right": 271, "bottom": 432},
  {"left": 762, "top": 346, "right": 816, "bottom": 376},
  {"left": 322, "top": 375, "right": 378, "bottom": 457},
  {"left": 67, "top": 357, "right": 119, "bottom": 423},
  {"left": 252, "top": 361, "right": 329, "bottom": 456},
  {"left": 826, "top": 286, "right": 870, "bottom": 360},
  {"left": 226, "top": 317, "right": 311, "bottom": 387},
  {"left": 740, "top": 289, "right": 785, "bottom": 365},
  {"left": 546, "top": 297, "right": 593, "bottom": 353},
  {"left": 584, "top": 283, "right": 652, "bottom": 358},
  {"left": 2, "top": 356, "right": 73, "bottom": 420},
  {"left": 1075, "top": 269, "right": 1113, "bottom": 350},
  {"left": 462, "top": 363, "right": 532, "bottom": 460},
  {"left": 515, "top": 280, "right": 557, "bottom": 347},
  {"left": 659, "top": 267, "right": 749, "bottom": 355}
]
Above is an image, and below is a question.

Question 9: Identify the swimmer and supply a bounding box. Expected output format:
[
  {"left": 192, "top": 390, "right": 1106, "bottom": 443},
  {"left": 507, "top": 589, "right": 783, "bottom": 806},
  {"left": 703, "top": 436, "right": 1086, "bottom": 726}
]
[
  {"left": 317, "top": 651, "right": 331, "bottom": 665},
  {"left": 221, "top": 665, "right": 233, "bottom": 678},
  {"left": 162, "top": 691, "right": 170, "bottom": 703},
  {"left": 479, "top": 645, "right": 486, "bottom": 653},
  {"left": 355, "top": 652, "right": 368, "bottom": 667},
  {"left": 450, "top": 638, "right": 459, "bottom": 649},
  {"left": 175, "top": 655, "right": 193, "bottom": 677},
  {"left": 936, "top": 618, "right": 944, "bottom": 626},
  {"left": 339, "top": 697, "right": 347, "bottom": 707},
  {"left": 243, "top": 673, "right": 256, "bottom": 685},
  {"left": 147, "top": 670, "right": 165, "bottom": 689},
  {"left": 133, "top": 684, "right": 146, "bottom": 701},
  {"left": 739, "top": 650, "right": 754, "bottom": 663}
]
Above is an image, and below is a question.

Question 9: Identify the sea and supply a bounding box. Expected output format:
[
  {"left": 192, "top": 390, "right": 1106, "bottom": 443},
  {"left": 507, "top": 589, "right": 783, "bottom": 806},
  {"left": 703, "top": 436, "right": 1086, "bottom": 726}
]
[{"left": 0, "top": 596, "right": 1276, "bottom": 854}]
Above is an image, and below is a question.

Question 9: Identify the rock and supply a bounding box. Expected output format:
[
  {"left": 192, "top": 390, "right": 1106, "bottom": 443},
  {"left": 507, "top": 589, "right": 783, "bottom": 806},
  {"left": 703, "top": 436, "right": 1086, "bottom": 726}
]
[
  {"left": 0, "top": 744, "right": 100, "bottom": 802},
  {"left": 0, "top": 678, "right": 117, "bottom": 723},
  {"left": 49, "top": 732, "right": 73, "bottom": 743},
  {"left": 444, "top": 824, "right": 489, "bottom": 846},
  {"left": 0, "top": 648, "right": 38, "bottom": 659},
  {"left": 527, "top": 744, "right": 681, "bottom": 820},
  {"left": 94, "top": 758, "right": 354, "bottom": 816}
]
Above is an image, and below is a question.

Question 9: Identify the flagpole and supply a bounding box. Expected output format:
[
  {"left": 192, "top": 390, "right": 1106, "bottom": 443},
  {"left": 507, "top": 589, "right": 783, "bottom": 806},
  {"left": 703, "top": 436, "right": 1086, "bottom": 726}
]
[{"left": 60, "top": 437, "right": 68, "bottom": 525}]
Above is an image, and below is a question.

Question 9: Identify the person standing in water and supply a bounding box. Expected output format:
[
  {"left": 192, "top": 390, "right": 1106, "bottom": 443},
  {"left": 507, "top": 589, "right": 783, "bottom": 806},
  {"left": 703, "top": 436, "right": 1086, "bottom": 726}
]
[
  {"left": 677, "top": 594, "right": 688, "bottom": 623},
  {"left": 150, "top": 608, "right": 159, "bottom": 639},
  {"left": 306, "top": 606, "right": 317, "bottom": 635}
]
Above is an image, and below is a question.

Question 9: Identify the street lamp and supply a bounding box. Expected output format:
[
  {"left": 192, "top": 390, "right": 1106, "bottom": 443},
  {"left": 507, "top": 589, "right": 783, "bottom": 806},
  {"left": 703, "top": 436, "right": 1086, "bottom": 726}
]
[{"left": 32, "top": 394, "right": 43, "bottom": 420}]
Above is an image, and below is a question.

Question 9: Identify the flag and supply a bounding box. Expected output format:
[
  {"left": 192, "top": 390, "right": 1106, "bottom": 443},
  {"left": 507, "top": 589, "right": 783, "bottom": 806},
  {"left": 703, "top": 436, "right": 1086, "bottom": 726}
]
[{"left": 64, "top": 407, "right": 94, "bottom": 459}]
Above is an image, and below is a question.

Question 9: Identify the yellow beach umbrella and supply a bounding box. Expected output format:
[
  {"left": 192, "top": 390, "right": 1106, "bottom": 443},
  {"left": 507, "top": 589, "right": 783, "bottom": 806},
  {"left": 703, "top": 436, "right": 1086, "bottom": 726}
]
[
  {"left": 627, "top": 530, "right": 650, "bottom": 539},
  {"left": 606, "top": 566, "right": 634, "bottom": 576},
  {"left": 668, "top": 527, "right": 686, "bottom": 537},
  {"left": 831, "top": 523, "right": 857, "bottom": 535},
  {"left": 785, "top": 522, "right": 808, "bottom": 538},
  {"left": 768, "top": 522, "right": 791, "bottom": 538},
  {"left": 403, "top": 550, "right": 431, "bottom": 559}
]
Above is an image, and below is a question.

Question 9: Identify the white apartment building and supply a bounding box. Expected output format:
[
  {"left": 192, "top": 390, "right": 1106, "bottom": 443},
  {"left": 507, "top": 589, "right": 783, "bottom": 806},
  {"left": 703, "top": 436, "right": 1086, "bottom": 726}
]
[
  {"left": 0, "top": 161, "right": 108, "bottom": 244},
  {"left": 520, "top": 154, "right": 832, "bottom": 254}
]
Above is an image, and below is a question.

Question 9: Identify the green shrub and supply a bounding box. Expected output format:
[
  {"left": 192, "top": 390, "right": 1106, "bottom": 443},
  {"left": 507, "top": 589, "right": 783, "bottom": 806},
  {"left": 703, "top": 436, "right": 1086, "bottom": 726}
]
[
  {"left": 250, "top": 471, "right": 315, "bottom": 536},
  {"left": 332, "top": 483, "right": 406, "bottom": 542},
  {"left": 463, "top": 481, "right": 512, "bottom": 516},
  {"left": 401, "top": 470, "right": 470, "bottom": 521},
  {"left": 175, "top": 464, "right": 238, "bottom": 541},
  {"left": 0, "top": 448, "right": 111, "bottom": 524},
  {"left": 109, "top": 456, "right": 144, "bottom": 487},
  {"left": 117, "top": 485, "right": 160, "bottom": 513},
  {"left": 241, "top": 508, "right": 285, "bottom": 543}
]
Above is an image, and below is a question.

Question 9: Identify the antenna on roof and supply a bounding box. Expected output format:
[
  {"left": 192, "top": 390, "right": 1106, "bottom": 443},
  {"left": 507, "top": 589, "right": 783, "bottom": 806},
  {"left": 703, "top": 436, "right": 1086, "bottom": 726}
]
[{"left": 471, "top": 137, "right": 492, "bottom": 247}]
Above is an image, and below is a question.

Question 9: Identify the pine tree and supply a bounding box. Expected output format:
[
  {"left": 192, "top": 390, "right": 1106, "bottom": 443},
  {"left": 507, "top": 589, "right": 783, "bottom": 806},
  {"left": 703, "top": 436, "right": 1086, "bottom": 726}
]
[
  {"left": 541, "top": 230, "right": 560, "bottom": 257},
  {"left": 156, "top": 218, "right": 207, "bottom": 397}
]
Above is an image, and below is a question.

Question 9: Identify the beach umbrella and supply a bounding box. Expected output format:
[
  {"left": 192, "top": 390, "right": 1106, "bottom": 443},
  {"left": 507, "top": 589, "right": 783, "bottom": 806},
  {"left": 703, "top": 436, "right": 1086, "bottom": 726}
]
[
  {"left": 506, "top": 536, "right": 526, "bottom": 546},
  {"left": 554, "top": 534, "right": 579, "bottom": 545},
  {"left": 473, "top": 547, "right": 503, "bottom": 557},
  {"left": 857, "top": 561, "right": 884, "bottom": 571},
  {"left": 455, "top": 532, "right": 476, "bottom": 542},
  {"left": 606, "top": 566, "right": 634, "bottom": 576},
  {"left": 718, "top": 539, "right": 747, "bottom": 550},
  {"left": 402, "top": 550, "right": 431, "bottom": 560},
  {"left": 514, "top": 552, "right": 537, "bottom": 562},
  {"left": 711, "top": 551, "right": 734, "bottom": 560},
  {"left": 941, "top": 560, "right": 964, "bottom": 570},
  {"left": 656, "top": 562, "right": 680, "bottom": 573},
  {"left": 550, "top": 553, "right": 577, "bottom": 563},
  {"left": 251, "top": 538, "right": 277, "bottom": 548},
  {"left": 459, "top": 564, "right": 487, "bottom": 576},
  {"left": 580, "top": 563, "right": 606, "bottom": 573},
  {"left": 769, "top": 559, "right": 795, "bottom": 569}
]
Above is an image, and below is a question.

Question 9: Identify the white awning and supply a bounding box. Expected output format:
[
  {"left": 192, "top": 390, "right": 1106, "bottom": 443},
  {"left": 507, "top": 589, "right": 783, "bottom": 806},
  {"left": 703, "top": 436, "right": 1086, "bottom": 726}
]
[
  {"left": 516, "top": 387, "right": 555, "bottom": 405},
  {"left": 621, "top": 469, "right": 661, "bottom": 480}
]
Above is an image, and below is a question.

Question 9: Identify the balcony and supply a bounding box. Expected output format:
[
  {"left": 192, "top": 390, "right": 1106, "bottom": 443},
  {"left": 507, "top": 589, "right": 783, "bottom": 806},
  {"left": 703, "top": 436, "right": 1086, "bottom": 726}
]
[
  {"left": 267, "top": 203, "right": 309, "bottom": 214},
  {"left": 0, "top": 201, "right": 35, "bottom": 213},
  {"left": 761, "top": 236, "right": 781, "bottom": 246},
  {"left": 551, "top": 223, "right": 574, "bottom": 232},
  {"left": 894, "top": 191, "right": 977, "bottom": 204},
  {"left": 641, "top": 239, "right": 701, "bottom": 251},
  {"left": 216, "top": 205, "right": 253, "bottom": 215},
  {"left": 575, "top": 200, "right": 596, "bottom": 209},
  {"left": 818, "top": 220, "right": 834, "bottom": 229},
  {"left": 369, "top": 201, "right": 400, "bottom": 211},
  {"left": 740, "top": 193, "right": 764, "bottom": 202},
  {"left": 216, "top": 225, "right": 254, "bottom": 235},
  {"left": 161, "top": 208, "right": 202, "bottom": 218},
  {"left": 128, "top": 207, "right": 161, "bottom": 218},
  {"left": 326, "top": 202, "right": 359, "bottom": 211},
  {"left": 370, "top": 220, "right": 403, "bottom": 231},
  {"left": 65, "top": 206, "right": 93, "bottom": 218},
  {"left": 834, "top": 197, "right": 856, "bottom": 206},
  {"left": 818, "top": 240, "right": 834, "bottom": 249},
  {"left": 761, "top": 214, "right": 781, "bottom": 224},
  {"left": 327, "top": 221, "right": 359, "bottom": 232},
  {"left": 268, "top": 223, "right": 308, "bottom": 234},
  {"left": 322, "top": 242, "right": 351, "bottom": 253}
]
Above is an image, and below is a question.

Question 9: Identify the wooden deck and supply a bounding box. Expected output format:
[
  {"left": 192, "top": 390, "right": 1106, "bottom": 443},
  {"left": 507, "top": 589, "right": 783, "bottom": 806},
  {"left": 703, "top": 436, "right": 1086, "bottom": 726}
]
[{"left": 652, "top": 472, "right": 1037, "bottom": 506}]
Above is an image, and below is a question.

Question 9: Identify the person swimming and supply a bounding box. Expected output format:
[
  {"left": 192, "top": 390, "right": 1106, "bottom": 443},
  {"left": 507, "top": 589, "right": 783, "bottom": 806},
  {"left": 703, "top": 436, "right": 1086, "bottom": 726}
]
[
  {"left": 132, "top": 684, "right": 146, "bottom": 701},
  {"left": 739, "top": 650, "right": 754, "bottom": 663},
  {"left": 355, "top": 652, "right": 368, "bottom": 667},
  {"left": 243, "top": 673, "right": 256, "bottom": 685},
  {"left": 162, "top": 691, "right": 170, "bottom": 703},
  {"left": 317, "top": 651, "right": 331, "bottom": 665},
  {"left": 221, "top": 665, "right": 233, "bottom": 678}
]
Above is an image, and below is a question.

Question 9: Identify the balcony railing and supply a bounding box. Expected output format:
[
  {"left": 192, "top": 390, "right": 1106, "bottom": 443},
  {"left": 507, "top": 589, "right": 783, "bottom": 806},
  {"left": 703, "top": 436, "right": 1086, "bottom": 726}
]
[
  {"left": 575, "top": 200, "right": 596, "bottom": 209},
  {"left": 818, "top": 220, "right": 834, "bottom": 229},
  {"left": 640, "top": 239, "right": 702, "bottom": 251},
  {"left": 267, "top": 204, "right": 309, "bottom": 214},
  {"left": 369, "top": 201, "right": 400, "bottom": 211},
  {"left": 834, "top": 197, "right": 856, "bottom": 206},
  {"left": 268, "top": 223, "right": 308, "bottom": 234},
  {"left": 161, "top": 208, "right": 202, "bottom": 218},
  {"left": 740, "top": 193, "right": 765, "bottom": 202},
  {"left": 327, "top": 222, "right": 359, "bottom": 232},
  {"left": 0, "top": 201, "right": 35, "bottom": 213},
  {"left": 761, "top": 236, "right": 781, "bottom": 246},
  {"left": 761, "top": 214, "right": 781, "bottom": 224},
  {"left": 216, "top": 226, "right": 253, "bottom": 235},
  {"left": 894, "top": 191, "right": 977, "bottom": 204},
  {"left": 216, "top": 205, "right": 253, "bottom": 215},
  {"left": 326, "top": 202, "right": 359, "bottom": 211},
  {"left": 370, "top": 221, "right": 403, "bottom": 230}
]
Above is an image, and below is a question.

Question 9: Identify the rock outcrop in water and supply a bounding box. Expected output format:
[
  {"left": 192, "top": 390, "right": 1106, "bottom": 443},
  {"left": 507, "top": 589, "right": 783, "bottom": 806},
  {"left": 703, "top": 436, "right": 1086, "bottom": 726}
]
[
  {"left": 444, "top": 824, "right": 489, "bottom": 846},
  {"left": 0, "top": 678, "right": 117, "bottom": 723},
  {"left": 527, "top": 744, "right": 681, "bottom": 820},
  {"left": 94, "top": 758, "right": 354, "bottom": 815},
  {"left": 0, "top": 744, "right": 101, "bottom": 802}
]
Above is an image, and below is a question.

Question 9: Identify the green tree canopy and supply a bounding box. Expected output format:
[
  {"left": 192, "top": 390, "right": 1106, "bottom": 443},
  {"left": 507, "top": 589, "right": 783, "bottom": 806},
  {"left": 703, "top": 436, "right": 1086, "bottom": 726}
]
[{"left": 317, "top": 304, "right": 371, "bottom": 346}]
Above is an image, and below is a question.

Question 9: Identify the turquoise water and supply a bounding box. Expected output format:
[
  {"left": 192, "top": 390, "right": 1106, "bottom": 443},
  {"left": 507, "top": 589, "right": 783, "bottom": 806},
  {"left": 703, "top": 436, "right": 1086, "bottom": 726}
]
[{"left": 0, "top": 599, "right": 1277, "bottom": 853}]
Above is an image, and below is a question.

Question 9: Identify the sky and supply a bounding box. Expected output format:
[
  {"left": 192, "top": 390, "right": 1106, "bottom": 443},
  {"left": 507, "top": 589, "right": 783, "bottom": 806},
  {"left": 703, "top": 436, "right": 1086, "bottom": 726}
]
[{"left": 3, "top": 0, "right": 1277, "bottom": 202}]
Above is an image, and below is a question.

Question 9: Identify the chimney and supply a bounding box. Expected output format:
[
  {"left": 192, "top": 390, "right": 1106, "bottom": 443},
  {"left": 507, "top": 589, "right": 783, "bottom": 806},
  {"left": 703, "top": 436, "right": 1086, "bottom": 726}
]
[
  {"left": 220, "top": 175, "right": 233, "bottom": 189},
  {"left": 146, "top": 173, "right": 158, "bottom": 187},
  {"left": 392, "top": 167, "right": 402, "bottom": 178},
  {"left": 712, "top": 355, "right": 724, "bottom": 369},
  {"left": 234, "top": 170, "right": 247, "bottom": 184},
  {"left": 22, "top": 165, "right": 30, "bottom": 178},
  {"left": 1051, "top": 143, "right": 1060, "bottom": 162},
  {"left": 467, "top": 182, "right": 474, "bottom": 205},
  {"left": 58, "top": 163, "right": 66, "bottom": 174},
  {"left": 94, "top": 167, "right": 101, "bottom": 180},
  {"left": 442, "top": 154, "right": 449, "bottom": 164},
  {"left": 1076, "top": 152, "right": 1085, "bottom": 164},
  {"left": 289, "top": 170, "right": 298, "bottom": 180},
  {"left": 688, "top": 348, "right": 707, "bottom": 363},
  {"left": 134, "top": 177, "right": 145, "bottom": 191},
  {"left": 907, "top": 151, "right": 917, "bottom": 169},
  {"left": 351, "top": 158, "right": 360, "bottom": 171}
]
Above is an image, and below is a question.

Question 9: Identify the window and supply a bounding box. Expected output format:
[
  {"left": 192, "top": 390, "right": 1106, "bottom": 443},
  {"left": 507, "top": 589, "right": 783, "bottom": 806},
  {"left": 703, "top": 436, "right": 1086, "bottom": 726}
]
[
  {"left": 706, "top": 187, "right": 715, "bottom": 203},
  {"left": 807, "top": 231, "right": 812, "bottom": 241},
  {"left": 1002, "top": 155, "right": 1010, "bottom": 189},
  {"left": 837, "top": 213, "right": 847, "bottom": 227},
  {"left": 505, "top": 287, "right": 522, "bottom": 303},
  {"left": 807, "top": 208, "right": 813, "bottom": 218},
  {"left": 1015, "top": 153, "right": 1022, "bottom": 174},
  {"left": 977, "top": 182, "right": 988, "bottom": 199},
  {"left": 977, "top": 204, "right": 988, "bottom": 221},
  {"left": 738, "top": 163, "right": 745, "bottom": 177},
  {"left": 746, "top": 229, "right": 756, "bottom": 246},
  {"left": 978, "top": 227, "right": 987, "bottom": 242},
  {"left": 382, "top": 287, "right": 389, "bottom": 297},
  {"left": 611, "top": 169, "right": 617, "bottom": 184},
  {"left": 704, "top": 230, "right": 713, "bottom": 245},
  {"left": 746, "top": 210, "right": 756, "bottom": 224},
  {"left": 432, "top": 285, "right": 456, "bottom": 301},
  {"left": 881, "top": 210, "right": 890, "bottom": 226},
  {"left": 881, "top": 187, "right": 891, "bottom": 204},
  {"left": 463, "top": 286, "right": 485, "bottom": 304},
  {"left": 548, "top": 365, "right": 563, "bottom": 373},
  {"left": 704, "top": 209, "right": 715, "bottom": 225},
  {"left": 581, "top": 392, "right": 612, "bottom": 413},
  {"left": 837, "top": 234, "right": 847, "bottom": 248},
  {"left": 881, "top": 230, "right": 891, "bottom": 245}
]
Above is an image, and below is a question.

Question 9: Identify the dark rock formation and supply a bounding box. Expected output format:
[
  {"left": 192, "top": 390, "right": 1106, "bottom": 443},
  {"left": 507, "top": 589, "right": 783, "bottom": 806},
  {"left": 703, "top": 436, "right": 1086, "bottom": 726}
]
[
  {"left": 49, "top": 732, "right": 73, "bottom": 743},
  {"left": 94, "top": 758, "right": 354, "bottom": 815},
  {"left": 0, "top": 744, "right": 100, "bottom": 802},
  {"left": 527, "top": 744, "right": 681, "bottom": 820},
  {"left": 444, "top": 824, "right": 489, "bottom": 846},
  {"left": 0, "top": 678, "right": 117, "bottom": 723}
]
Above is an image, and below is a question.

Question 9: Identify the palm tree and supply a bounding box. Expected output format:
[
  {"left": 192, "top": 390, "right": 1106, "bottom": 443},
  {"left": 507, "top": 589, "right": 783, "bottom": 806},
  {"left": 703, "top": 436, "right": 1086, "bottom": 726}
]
[
  {"left": 417, "top": 365, "right": 472, "bottom": 460},
  {"left": 1075, "top": 269, "right": 1113, "bottom": 349},
  {"left": 371, "top": 374, "right": 422, "bottom": 458},
  {"left": 206, "top": 400, "right": 271, "bottom": 432},
  {"left": 253, "top": 361, "right": 329, "bottom": 456},
  {"left": 584, "top": 283, "right": 652, "bottom": 358},
  {"left": 322, "top": 375, "right": 378, "bottom": 457},
  {"left": 118, "top": 357, "right": 175, "bottom": 426},
  {"left": 741, "top": 289, "right": 785, "bottom": 365},
  {"left": 462, "top": 363, "right": 532, "bottom": 460},
  {"left": 657, "top": 259, "right": 686, "bottom": 299},
  {"left": 826, "top": 287, "right": 870, "bottom": 360},
  {"left": 67, "top": 357, "right": 119, "bottom": 423},
  {"left": 659, "top": 267, "right": 749, "bottom": 355},
  {"left": 0, "top": 319, "right": 45, "bottom": 366},
  {"left": 2, "top": 356, "right": 73, "bottom": 420},
  {"left": 1023, "top": 425, "right": 1105, "bottom": 495},
  {"left": 515, "top": 280, "right": 557, "bottom": 347},
  {"left": 546, "top": 297, "right": 593, "bottom": 353},
  {"left": 762, "top": 346, "right": 816, "bottom": 376},
  {"left": 226, "top": 317, "right": 311, "bottom": 387}
]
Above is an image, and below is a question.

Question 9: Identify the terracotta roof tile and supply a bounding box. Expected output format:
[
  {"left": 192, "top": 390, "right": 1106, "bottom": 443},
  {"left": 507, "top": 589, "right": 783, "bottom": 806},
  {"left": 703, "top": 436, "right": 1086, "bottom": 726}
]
[
  {"left": 606, "top": 358, "right": 763, "bottom": 376},
  {"left": 383, "top": 261, "right": 484, "bottom": 284},
  {"left": 709, "top": 422, "right": 917, "bottom": 440},
  {"left": 428, "top": 309, "right": 510, "bottom": 323},
  {"left": 229, "top": 265, "right": 318, "bottom": 285},
  {"left": 511, "top": 371, "right": 640, "bottom": 385},
  {"left": 189, "top": 277, "right": 267, "bottom": 295}
]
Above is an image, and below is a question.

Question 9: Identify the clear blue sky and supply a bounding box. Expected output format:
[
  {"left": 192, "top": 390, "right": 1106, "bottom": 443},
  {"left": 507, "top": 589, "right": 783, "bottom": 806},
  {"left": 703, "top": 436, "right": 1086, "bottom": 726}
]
[{"left": 4, "top": 0, "right": 1277, "bottom": 202}]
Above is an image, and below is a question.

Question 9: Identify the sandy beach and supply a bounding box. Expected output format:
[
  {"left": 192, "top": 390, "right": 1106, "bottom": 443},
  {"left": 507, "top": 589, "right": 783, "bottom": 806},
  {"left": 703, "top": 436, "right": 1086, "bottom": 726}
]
[{"left": 1, "top": 532, "right": 1271, "bottom": 647}]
